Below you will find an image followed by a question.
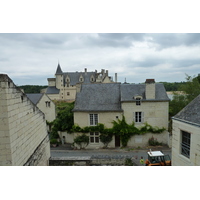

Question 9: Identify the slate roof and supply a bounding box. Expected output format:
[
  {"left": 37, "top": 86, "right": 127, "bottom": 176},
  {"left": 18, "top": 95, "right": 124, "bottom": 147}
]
[
  {"left": 63, "top": 72, "right": 96, "bottom": 86},
  {"left": 73, "top": 82, "right": 169, "bottom": 112},
  {"left": 121, "top": 83, "right": 169, "bottom": 101},
  {"left": 73, "top": 83, "right": 122, "bottom": 112},
  {"left": 173, "top": 94, "right": 200, "bottom": 126},
  {"left": 46, "top": 86, "right": 60, "bottom": 94},
  {"left": 55, "top": 63, "right": 63, "bottom": 75},
  {"left": 26, "top": 93, "right": 44, "bottom": 105}
]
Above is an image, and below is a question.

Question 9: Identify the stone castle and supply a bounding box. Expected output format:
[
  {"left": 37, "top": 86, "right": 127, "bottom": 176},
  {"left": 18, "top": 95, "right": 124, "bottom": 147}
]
[{"left": 44, "top": 63, "right": 117, "bottom": 101}]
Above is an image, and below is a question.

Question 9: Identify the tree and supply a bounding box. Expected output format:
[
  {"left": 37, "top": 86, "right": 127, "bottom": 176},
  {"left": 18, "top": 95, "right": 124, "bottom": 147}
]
[
  {"left": 51, "top": 102, "right": 74, "bottom": 138},
  {"left": 169, "top": 74, "right": 200, "bottom": 118}
]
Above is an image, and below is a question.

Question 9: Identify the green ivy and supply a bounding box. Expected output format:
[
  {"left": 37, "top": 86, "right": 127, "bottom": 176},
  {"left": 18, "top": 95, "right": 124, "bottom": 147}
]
[
  {"left": 72, "top": 116, "right": 165, "bottom": 147},
  {"left": 74, "top": 134, "right": 89, "bottom": 149}
]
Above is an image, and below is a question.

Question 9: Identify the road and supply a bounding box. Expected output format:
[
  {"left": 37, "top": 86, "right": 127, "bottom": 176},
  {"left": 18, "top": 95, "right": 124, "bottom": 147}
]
[{"left": 50, "top": 146, "right": 171, "bottom": 166}]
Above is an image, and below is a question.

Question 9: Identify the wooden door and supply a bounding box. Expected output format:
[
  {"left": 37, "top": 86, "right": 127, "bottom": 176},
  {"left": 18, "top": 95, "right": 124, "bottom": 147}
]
[{"left": 115, "top": 135, "right": 120, "bottom": 147}]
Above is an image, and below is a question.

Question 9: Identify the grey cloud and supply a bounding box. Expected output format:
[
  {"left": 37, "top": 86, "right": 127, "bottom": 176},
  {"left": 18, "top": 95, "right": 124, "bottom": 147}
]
[{"left": 148, "top": 33, "right": 200, "bottom": 50}]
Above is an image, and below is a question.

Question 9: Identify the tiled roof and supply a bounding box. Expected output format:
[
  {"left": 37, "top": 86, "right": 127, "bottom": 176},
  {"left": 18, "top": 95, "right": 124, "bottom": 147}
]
[
  {"left": 173, "top": 94, "right": 200, "bottom": 125},
  {"left": 73, "top": 82, "right": 169, "bottom": 112},
  {"left": 46, "top": 86, "right": 60, "bottom": 94},
  {"left": 121, "top": 83, "right": 169, "bottom": 101},
  {"left": 26, "top": 93, "right": 43, "bottom": 105},
  {"left": 63, "top": 72, "right": 96, "bottom": 86},
  {"left": 73, "top": 83, "right": 122, "bottom": 112}
]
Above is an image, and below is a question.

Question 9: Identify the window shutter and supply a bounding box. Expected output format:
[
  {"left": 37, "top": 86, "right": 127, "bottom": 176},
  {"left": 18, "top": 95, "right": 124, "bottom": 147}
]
[
  {"left": 142, "top": 112, "right": 144, "bottom": 123},
  {"left": 133, "top": 112, "right": 135, "bottom": 122}
]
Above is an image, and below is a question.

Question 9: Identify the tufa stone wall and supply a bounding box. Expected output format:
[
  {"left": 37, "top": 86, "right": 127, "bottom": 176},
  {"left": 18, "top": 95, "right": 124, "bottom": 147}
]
[{"left": 0, "top": 74, "right": 50, "bottom": 166}]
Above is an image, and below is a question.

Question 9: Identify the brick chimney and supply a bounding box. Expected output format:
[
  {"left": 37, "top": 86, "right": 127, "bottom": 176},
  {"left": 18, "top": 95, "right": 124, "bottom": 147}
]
[{"left": 145, "top": 79, "right": 155, "bottom": 99}]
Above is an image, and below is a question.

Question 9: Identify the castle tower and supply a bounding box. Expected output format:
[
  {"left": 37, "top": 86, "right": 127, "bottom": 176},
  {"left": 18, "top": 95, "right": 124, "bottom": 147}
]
[{"left": 55, "top": 63, "right": 63, "bottom": 89}]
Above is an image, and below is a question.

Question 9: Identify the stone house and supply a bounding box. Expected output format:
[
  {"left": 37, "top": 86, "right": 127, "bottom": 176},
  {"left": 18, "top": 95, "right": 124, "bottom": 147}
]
[
  {"left": 44, "top": 63, "right": 117, "bottom": 101},
  {"left": 26, "top": 93, "right": 56, "bottom": 123},
  {"left": 0, "top": 74, "right": 50, "bottom": 166},
  {"left": 70, "top": 79, "right": 170, "bottom": 149},
  {"left": 172, "top": 94, "right": 200, "bottom": 166}
]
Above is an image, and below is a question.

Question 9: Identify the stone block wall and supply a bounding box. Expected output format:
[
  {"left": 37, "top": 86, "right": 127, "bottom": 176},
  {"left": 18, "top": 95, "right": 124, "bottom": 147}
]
[
  {"left": 0, "top": 74, "right": 50, "bottom": 166},
  {"left": 172, "top": 119, "right": 200, "bottom": 166}
]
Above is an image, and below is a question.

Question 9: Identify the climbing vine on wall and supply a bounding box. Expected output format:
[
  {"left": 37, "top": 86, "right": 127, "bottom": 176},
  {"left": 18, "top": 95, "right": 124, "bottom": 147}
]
[{"left": 71, "top": 116, "right": 165, "bottom": 147}]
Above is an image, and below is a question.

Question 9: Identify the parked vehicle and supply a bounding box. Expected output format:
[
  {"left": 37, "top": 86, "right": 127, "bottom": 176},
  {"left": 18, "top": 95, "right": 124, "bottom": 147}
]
[{"left": 145, "top": 150, "right": 171, "bottom": 166}]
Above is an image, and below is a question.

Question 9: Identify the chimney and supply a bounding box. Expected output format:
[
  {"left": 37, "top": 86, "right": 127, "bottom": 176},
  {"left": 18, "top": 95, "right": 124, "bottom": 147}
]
[
  {"left": 115, "top": 73, "right": 117, "bottom": 82},
  {"left": 106, "top": 70, "right": 108, "bottom": 76},
  {"left": 84, "top": 68, "right": 87, "bottom": 75},
  {"left": 145, "top": 79, "right": 155, "bottom": 99}
]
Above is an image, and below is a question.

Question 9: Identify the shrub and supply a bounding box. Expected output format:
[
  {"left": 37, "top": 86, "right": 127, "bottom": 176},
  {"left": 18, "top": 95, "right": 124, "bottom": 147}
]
[
  {"left": 148, "top": 136, "right": 162, "bottom": 146},
  {"left": 74, "top": 134, "right": 89, "bottom": 149}
]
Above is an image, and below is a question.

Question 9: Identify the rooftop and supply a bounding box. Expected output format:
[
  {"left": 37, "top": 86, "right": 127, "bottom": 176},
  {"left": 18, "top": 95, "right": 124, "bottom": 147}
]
[{"left": 173, "top": 94, "right": 200, "bottom": 126}]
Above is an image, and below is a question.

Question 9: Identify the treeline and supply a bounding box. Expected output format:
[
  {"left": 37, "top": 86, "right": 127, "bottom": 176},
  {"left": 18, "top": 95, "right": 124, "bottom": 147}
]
[
  {"left": 159, "top": 82, "right": 187, "bottom": 91},
  {"left": 19, "top": 85, "right": 47, "bottom": 93}
]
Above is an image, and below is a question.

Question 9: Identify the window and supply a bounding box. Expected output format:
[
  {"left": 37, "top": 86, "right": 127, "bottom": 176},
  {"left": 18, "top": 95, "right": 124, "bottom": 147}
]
[
  {"left": 181, "top": 130, "right": 191, "bottom": 158},
  {"left": 134, "top": 112, "right": 143, "bottom": 123},
  {"left": 45, "top": 101, "right": 51, "bottom": 107},
  {"left": 90, "top": 132, "right": 99, "bottom": 143},
  {"left": 67, "top": 92, "right": 70, "bottom": 96},
  {"left": 89, "top": 114, "right": 98, "bottom": 126},
  {"left": 136, "top": 98, "right": 141, "bottom": 105}
]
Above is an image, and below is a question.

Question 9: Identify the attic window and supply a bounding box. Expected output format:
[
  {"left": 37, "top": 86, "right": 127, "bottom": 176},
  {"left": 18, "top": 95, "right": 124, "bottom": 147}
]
[{"left": 136, "top": 98, "right": 141, "bottom": 106}]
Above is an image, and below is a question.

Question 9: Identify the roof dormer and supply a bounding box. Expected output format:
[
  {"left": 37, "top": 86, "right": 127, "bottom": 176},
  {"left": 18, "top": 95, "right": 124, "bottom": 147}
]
[{"left": 79, "top": 74, "right": 84, "bottom": 83}]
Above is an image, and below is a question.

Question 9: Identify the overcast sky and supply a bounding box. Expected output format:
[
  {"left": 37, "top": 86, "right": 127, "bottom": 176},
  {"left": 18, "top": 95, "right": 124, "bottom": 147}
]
[{"left": 0, "top": 33, "right": 200, "bottom": 85}]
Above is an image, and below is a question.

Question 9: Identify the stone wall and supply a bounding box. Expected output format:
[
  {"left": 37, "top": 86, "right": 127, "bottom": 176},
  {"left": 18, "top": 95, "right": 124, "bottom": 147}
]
[
  {"left": 122, "top": 101, "right": 169, "bottom": 129},
  {"left": 172, "top": 119, "right": 200, "bottom": 166},
  {"left": 60, "top": 131, "right": 170, "bottom": 149},
  {"left": 0, "top": 74, "right": 50, "bottom": 166}
]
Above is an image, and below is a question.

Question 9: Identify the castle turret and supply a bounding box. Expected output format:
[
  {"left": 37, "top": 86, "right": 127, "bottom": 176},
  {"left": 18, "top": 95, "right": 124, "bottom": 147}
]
[{"left": 55, "top": 63, "right": 63, "bottom": 89}]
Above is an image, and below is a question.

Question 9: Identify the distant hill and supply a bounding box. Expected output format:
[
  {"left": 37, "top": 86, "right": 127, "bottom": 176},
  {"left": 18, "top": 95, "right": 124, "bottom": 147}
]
[{"left": 19, "top": 85, "right": 47, "bottom": 93}]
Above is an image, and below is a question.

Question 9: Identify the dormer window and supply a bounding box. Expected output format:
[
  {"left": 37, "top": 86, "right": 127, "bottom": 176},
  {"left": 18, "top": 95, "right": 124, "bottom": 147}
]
[
  {"left": 90, "top": 75, "right": 95, "bottom": 82},
  {"left": 134, "top": 95, "right": 142, "bottom": 106},
  {"left": 136, "top": 98, "right": 141, "bottom": 106},
  {"left": 79, "top": 75, "right": 84, "bottom": 82}
]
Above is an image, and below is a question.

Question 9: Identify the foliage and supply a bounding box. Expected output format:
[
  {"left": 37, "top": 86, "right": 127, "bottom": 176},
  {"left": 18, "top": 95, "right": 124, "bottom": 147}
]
[
  {"left": 159, "top": 81, "right": 187, "bottom": 91},
  {"left": 124, "top": 158, "right": 134, "bottom": 166},
  {"left": 50, "top": 138, "right": 58, "bottom": 144},
  {"left": 148, "top": 136, "right": 162, "bottom": 146},
  {"left": 169, "top": 74, "right": 200, "bottom": 118},
  {"left": 99, "top": 130, "right": 113, "bottom": 148},
  {"left": 19, "top": 85, "right": 47, "bottom": 93},
  {"left": 47, "top": 103, "right": 74, "bottom": 138},
  {"left": 74, "top": 134, "right": 89, "bottom": 149},
  {"left": 50, "top": 102, "right": 74, "bottom": 138}
]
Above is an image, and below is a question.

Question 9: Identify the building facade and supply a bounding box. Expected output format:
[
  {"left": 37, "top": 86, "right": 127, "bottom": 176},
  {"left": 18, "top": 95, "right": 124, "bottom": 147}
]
[
  {"left": 26, "top": 93, "right": 56, "bottom": 123},
  {"left": 172, "top": 94, "right": 200, "bottom": 166},
  {"left": 44, "top": 63, "right": 117, "bottom": 101},
  {"left": 71, "top": 79, "right": 170, "bottom": 149},
  {"left": 0, "top": 74, "right": 50, "bottom": 166}
]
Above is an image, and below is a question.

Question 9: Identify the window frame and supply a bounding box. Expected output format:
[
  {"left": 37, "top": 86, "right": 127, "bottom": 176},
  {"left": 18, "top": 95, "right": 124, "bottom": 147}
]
[
  {"left": 134, "top": 112, "right": 144, "bottom": 123},
  {"left": 136, "top": 97, "right": 141, "bottom": 106},
  {"left": 181, "top": 130, "right": 191, "bottom": 158},
  {"left": 89, "top": 114, "right": 98, "bottom": 126},
  {"left": 90, "top": 132, "right": 100, "bottom": 144}
]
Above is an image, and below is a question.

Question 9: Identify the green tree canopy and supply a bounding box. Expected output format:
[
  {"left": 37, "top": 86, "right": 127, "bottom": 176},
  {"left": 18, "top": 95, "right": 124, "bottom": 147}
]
[{"left": 169, "top": 74, "right": 200, "bottom": 118}]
